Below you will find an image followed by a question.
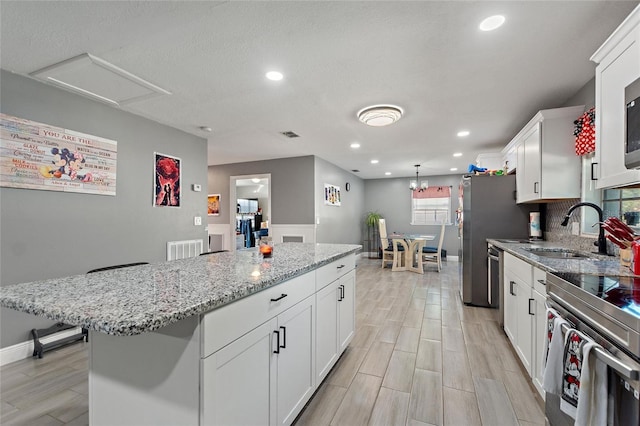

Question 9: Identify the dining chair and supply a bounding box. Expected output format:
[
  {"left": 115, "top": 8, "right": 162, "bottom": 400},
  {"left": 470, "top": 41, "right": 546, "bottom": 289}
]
[
  {"left": 422, "top": 221, "right": 445, "bottom": 272},
  {"left": 378, "top": 218, "right": 394, "bottom": 268},
  {"left": 392, "top": 238, "right": 409, "bottom": 271}
]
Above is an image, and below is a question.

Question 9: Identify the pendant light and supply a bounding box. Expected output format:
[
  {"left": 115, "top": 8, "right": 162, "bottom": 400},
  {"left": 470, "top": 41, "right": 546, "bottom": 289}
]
[{"left": 410, "top": 165, "right": 428, "bottom": 191}]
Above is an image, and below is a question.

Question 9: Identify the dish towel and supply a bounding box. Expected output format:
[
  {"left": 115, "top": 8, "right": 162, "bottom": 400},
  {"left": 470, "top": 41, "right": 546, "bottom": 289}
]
[
  {"left": 560, "top": 329, "right": 608, "bottom": 426},
  {"left": 542, "top": 308, "right": 569, "bottom": 395}
]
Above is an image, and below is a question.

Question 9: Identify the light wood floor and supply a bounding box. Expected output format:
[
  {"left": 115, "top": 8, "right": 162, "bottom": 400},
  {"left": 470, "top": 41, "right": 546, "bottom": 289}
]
[{"left": 0, "top": 256, "right": 545, "bottom": 425}]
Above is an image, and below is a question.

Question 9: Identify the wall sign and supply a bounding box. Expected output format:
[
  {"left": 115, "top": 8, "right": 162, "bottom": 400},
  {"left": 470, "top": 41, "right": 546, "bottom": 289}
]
[
  {"left": 0, "top": 113, "right": 117, "bottom": 195},
  {"left": 154, "top": 152, "right": 181, "bottom": 207},
  {"left": 324, "top": 183, "right": 341, "bottom": 206}
]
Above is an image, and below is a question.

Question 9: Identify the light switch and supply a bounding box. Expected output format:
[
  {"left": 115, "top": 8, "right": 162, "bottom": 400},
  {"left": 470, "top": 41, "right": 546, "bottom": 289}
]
[{"left": 194, "top": 216, "right": 202, "bottom": 226}]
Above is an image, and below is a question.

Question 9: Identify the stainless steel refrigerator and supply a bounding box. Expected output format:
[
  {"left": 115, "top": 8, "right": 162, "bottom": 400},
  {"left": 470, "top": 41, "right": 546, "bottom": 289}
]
[{"left": 459, "top": 174, "right": 539, "bottom": 307}]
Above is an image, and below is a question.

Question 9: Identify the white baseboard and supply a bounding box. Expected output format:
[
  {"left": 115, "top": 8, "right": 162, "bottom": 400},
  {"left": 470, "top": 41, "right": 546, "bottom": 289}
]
[{"left": 0, "top": 326, "right": 83, "bottom": 366}]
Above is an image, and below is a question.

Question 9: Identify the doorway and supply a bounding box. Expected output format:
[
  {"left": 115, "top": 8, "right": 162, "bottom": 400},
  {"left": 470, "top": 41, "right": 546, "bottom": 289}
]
[{"left": 229, "top": 174, "right": 271, "bottom": 251}]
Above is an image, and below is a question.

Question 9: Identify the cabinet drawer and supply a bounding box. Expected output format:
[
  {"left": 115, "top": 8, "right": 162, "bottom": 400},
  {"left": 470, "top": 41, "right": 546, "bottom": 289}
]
[
  {"left": 316, "top": 254, "right": 355, "bottom": 291},
  {"left": 504, "top": 253, "right": 532, "bottom": 285},
  {"left": 533, "top": 267, "right": 547, "bottom": 295},
  {"left": 201, "top": 271, "right": 315, "bottom": 357}
]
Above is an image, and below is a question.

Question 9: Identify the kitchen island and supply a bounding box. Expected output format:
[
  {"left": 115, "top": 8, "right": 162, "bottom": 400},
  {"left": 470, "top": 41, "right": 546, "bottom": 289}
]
[{"left": 0, "top": 242, "right": 361, "bottom": 426}]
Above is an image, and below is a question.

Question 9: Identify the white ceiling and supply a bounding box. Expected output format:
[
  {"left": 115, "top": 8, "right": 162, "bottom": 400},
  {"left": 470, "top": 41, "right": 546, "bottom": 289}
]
[{"left": 1, "top": 1, "right": 638, "bottom": 180}]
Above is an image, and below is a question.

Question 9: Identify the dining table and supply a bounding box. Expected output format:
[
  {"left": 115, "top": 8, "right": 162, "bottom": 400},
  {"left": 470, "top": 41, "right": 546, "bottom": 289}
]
[{"left": 388, "top": 234, "right": 435, "bottom": 274}]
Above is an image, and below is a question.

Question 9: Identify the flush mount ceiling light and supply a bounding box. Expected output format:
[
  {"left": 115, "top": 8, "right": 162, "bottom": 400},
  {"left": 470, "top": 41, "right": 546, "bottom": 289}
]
[
  {"left": 350, "top": 142, "right": 361, "bottom": 149},
  {"left": 453, "top": 152, "right": 463, "bottom": 157},
  {"left": 357, "top": 105, "right": 403, "bottom": 127},
  {"left": 479, "top": 15, "right": 505, "bottom": 31},
  {"left": 457, "top": 130, "right": 470, "bottom": 137},
  {"left": 370, "top": 159, "right": 379, "bottom": 164},
  {"left": 385, "top": 172, "right": 392, "bottom": 176},
  {"left": 30, "top": 53, "right": 171, "bottom": 106}
]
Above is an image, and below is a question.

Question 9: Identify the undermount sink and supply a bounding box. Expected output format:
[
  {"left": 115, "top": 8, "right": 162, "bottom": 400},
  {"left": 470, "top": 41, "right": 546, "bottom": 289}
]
[{"left": 525, "top": 248, "right": 590, "bottom": 259}]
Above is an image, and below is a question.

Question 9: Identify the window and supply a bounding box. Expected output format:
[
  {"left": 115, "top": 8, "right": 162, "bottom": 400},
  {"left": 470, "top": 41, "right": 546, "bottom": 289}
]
[
  {"left": 603, "top": 188, "right": 640, "bottom": 229},
  {"left": 411, "top": 186, "right": 452, "bottom": 225}
]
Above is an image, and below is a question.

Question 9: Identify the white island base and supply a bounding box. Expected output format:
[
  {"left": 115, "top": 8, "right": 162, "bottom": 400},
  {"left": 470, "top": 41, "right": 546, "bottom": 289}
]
[{"left": 88, "top": 254, "right": 355, "bottom": 426}]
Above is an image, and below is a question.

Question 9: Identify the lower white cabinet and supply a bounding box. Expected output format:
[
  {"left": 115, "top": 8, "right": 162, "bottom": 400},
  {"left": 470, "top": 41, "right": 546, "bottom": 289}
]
[
  {"left": 503, "top": 253, "right": 547, "bottom": 398},
  {"left": 202, "top": 318, "right": 277, "bottom": 426},
  {"left": 316, "top": 269, "right": 356, "bottom": 383}
]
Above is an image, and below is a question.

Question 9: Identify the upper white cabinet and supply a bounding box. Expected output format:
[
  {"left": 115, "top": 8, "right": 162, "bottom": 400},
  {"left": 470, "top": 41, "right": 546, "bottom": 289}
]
[
  {"left": 591, "top": 6, "right": 640, "bottom": 189},
  {"left": 514, "top": 106, "right": 585, "bottom": 203}
]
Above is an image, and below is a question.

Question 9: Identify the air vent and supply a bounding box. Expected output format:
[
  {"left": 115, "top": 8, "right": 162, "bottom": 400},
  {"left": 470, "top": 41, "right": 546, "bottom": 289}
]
[
  {"left": 280, "top": 131, "right": 300, "bottom": 138},
  {"left": 351, "top": 170, "right": 360, "bottom": 173}
]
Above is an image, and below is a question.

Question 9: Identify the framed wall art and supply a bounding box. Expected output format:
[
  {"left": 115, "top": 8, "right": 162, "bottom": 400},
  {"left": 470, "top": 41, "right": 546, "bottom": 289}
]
[
  {"left": 0, "top": 113, "right": 117, "bottom": 195},
  {"left": 324, "top": 183, "right": 341, "bottom": 206},
  {"left": 154, "top": 152, "right": 181, "bottom": 207},
  {"left": 208, "top": 194, "right": 220, "bottom": 216}
]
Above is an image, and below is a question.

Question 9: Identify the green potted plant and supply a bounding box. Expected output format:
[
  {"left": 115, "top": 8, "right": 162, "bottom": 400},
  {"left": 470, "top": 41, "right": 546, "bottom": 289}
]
[{"left": 365, "top": 212, "right": 382, "bottom": 258}]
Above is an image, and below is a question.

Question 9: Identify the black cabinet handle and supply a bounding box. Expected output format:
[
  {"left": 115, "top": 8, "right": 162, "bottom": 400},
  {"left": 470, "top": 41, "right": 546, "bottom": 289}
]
[
  {"left": 529, "top": 298, "right": 534, "bottom": 315},
  {"left": 338, "top": 285, "right": 344, "bottom": 301},
  {"left": 280, "top": 326, "right": 286, "bottom": 349},
  {"left": 534, "top": 182, "right": 539, "bottom": 194},
  {"left": 336, "top": 264, "right": 345, "bottom": 269},
  {"left": 270, "top": 293, "right": 288, "bottom": 302},
  {"left": 591, "top": 162, "right": 598, "bottom": 181},
  {"left": 509, "top": 281, "right": 515, "bottom": 296},
  {"left": 273, "top": 330, "right": 280, "bottom": 354},
  {"left": 537, "top": 279, "right": 546, "bottom": 286}
]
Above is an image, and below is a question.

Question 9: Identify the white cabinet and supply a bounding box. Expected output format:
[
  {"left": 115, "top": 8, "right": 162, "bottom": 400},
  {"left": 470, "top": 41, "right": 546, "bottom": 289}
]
[
  {"left": 315, "top": 256, "right": 356, "bottom": 383},
  {"left": 591, "top": 7, "right": 640, "bottom": 189},
  {"left": 502, "top": 254, "right": 548, "bottom": 398},
  {"left": 202, "top": 295, "right": 315, "bottom": 426},
  {"left": 202, "top": 319, "right": 277, "bottom": 426},
  {"left": 275, "top": 296, "right": 316, "bottom": 426},
  {"left": 513, "top": 106, "right": 585, "bottom": 203}
]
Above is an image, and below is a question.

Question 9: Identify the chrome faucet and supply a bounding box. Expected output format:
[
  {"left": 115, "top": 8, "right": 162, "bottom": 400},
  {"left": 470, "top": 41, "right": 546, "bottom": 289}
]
[{"left": 560, "top": 202, "right": 608, "bottom": 255}]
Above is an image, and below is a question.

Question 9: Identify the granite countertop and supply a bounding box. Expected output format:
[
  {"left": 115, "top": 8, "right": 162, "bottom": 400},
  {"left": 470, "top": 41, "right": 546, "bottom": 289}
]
[
  {"left": 487, "top": 239, "right": 635, "bottom": 276},
  {"left": 0, "top": 243, "right": 361, "bottom": 336}
]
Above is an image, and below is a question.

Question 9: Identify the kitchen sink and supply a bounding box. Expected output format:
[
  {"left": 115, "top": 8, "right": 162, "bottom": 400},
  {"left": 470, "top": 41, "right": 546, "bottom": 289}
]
[
  {"left": 525, "top": 248, "right": 590, "bottom": 259},
  {"left": 495, "top": 239, "right": 532, "bottom": 244}
]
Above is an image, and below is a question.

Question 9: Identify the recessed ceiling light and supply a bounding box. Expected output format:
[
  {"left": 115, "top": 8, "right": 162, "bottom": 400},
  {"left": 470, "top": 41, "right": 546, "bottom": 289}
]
[
  {"left": 453, "top": 152, "right": 463, "bottom": 157},
  {"left": 266, "top": 71, "right": 283, "bottom": 81},
  {"left": 371, "top": 159, "right": 379, "bottom": 164},
  {"left": 450, "top": 168, "right": 458, "bottom": 171},
  {"left": 251, "top": 178, "right": 261, "bottom": 183},
  {"left": 385, "top": 172, "right": 391, "bottom": 176},
  {"left": 457, "top": 130, "right": 470, "bottom": 137},
  {"left": 199, "top": 126, "right": 212, "bottom": 132},
  {"left": 350, "top": 143, "right": 361, "bottom": 149},
  {"left": 479, "top": 15, "right": 505, "bottom": 31},
  {"left": 357, "top": 105, "right": 403, "bottom": 127}
]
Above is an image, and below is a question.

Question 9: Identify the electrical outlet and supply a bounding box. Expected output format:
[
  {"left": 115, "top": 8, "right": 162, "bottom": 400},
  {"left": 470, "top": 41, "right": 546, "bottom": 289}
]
[
  {"left": 192, "top": 184, "right": 202, "bottom": 192},
  {"left": 194, "top": 216, "right": 202, "bottom": 226}
]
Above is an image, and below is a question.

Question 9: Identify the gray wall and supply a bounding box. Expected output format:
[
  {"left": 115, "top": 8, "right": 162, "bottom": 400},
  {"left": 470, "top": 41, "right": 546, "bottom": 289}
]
[
  {"left": 208, "top": 156, "right": 315, "bottom": 225},
  {"left": 314, "top": 157, "right": 364, "bottom": 244},
  {"left": 364, "top": 174, "right": 462, "bottom": 255},
  {"left": 0, "top": 70, "right": 208, "bottom": 348}
]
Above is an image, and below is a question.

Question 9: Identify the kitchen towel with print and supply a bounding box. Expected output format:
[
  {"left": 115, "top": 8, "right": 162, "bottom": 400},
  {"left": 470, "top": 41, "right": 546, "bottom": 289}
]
[
  {"left": 560, "top": 329, "right": 608, "bottom": 426},
  {"left": 542, "top": 308, "right": 570, "bottom": 395}
]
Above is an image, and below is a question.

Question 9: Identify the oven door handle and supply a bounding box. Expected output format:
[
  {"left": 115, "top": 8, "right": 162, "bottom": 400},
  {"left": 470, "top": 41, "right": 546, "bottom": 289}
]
[
  {"left": 549, "top": 292, "right": 640, "bottom": 380},
  {"left": 558, "top": 321, "right": 640, "bottom": 381}
]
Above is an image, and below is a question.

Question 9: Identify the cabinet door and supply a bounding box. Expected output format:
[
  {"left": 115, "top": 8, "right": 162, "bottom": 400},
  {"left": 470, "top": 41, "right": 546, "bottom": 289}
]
[
  {"left": 276, "top": 295, "right": 316, "bottom": 426},
  {"left": 515, "top": 279, "right": 534, "bottom": 376},
  {"left": 202, "top": 318, "right": 277, "bottom": 426},
  {"left": 338, "top": 270, "right": 356, "bottom": 352},
  {"left": 503, "top": 269, "right": 518, "bottom": 344},
  {"left": 316, "top": 280, "right": 339, "bottom": 383},
  {"left": 517, "top": 124, "right": 541, "bottom": 202},
  {"left": 596, "top": 29, "right": 640, "bottom": 189},
  {"left": 532, "top": 289, "right": 547, "bottom": 398}
]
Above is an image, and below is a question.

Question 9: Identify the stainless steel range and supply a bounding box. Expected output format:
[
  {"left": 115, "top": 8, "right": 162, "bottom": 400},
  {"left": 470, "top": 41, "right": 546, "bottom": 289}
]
[{"left": 546, "top": 272, "right": 640, "bottom": 426}]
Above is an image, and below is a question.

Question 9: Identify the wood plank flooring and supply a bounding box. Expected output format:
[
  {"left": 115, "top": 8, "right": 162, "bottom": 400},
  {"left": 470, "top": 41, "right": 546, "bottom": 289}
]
[{"left": 0, "top": 256, "right": 545, "bottom": 425}]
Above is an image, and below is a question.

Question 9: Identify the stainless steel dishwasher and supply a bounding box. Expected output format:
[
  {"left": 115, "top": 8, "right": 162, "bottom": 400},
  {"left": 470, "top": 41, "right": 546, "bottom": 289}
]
[{"left": 487, "top": 243, "right": 502, "bottom": 317}]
